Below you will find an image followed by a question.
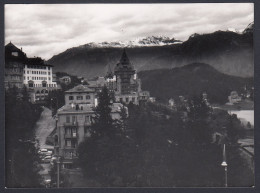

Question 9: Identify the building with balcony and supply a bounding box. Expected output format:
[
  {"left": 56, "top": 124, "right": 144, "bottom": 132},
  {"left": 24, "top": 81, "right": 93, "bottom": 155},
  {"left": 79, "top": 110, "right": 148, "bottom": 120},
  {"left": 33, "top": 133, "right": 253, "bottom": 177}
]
[
  {"left": 5, "top": 42, "right": 59, "bottom": 102},
  {"left": 23, "top": 57, "right": 59, "bottom": 102},
  {"left": 55, "top": 84, "right": 125, "bottom": 168}
]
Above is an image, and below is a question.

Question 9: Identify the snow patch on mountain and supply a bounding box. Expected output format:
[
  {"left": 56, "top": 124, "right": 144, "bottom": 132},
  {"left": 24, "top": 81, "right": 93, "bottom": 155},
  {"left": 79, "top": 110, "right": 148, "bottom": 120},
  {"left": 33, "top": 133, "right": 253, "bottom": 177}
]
[{"left": 79, "top": 36, "right": 182, "bottom": 49}]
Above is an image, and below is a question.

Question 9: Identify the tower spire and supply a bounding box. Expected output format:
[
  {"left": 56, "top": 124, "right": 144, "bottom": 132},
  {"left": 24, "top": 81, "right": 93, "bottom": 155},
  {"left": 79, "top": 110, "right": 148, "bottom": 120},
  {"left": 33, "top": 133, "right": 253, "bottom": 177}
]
[
  {"left": 120, "top": 48, "right": 130, "bottom": 65},
  {"left": 106, "top": 63, "right": 113, "bottom": 78}
]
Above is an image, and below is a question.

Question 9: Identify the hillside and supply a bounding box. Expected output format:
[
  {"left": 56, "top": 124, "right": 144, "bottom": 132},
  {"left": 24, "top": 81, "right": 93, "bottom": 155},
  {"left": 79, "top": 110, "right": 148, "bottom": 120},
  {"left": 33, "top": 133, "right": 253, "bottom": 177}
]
[
  {"left": 48, "top": 25, "right": 253, "bottom": 78},
  {"left": 138, "top": 63, "right": 253, "bottom": 104}
]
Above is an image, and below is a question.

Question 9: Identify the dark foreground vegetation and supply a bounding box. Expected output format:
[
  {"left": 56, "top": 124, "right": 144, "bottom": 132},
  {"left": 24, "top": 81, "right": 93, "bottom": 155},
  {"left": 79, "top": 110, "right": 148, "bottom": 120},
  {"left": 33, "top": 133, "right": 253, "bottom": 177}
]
[
  {"left": 77, "top": 87, "right": 254, "bottom": 187},
  {"left": 5, "top": 87, "right": 43, "bottom": 187}
]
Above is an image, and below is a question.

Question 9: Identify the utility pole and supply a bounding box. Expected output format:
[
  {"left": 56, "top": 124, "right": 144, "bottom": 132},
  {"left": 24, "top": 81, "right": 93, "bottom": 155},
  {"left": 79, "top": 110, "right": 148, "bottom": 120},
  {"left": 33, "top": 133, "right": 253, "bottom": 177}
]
[
  {"left": 57, "top": 157, "right": 60, "bottom": 188},
  {"left": 221, "top": 144, "right": 228, "bottom": 187}
]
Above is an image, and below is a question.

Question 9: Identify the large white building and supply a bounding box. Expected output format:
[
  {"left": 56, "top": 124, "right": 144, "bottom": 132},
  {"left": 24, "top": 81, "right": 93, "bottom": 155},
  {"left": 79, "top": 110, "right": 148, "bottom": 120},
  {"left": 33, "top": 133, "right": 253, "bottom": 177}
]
[
  {"left": 23, "top": 57, "right": 58, "bottom": 102},
  {"left": 23, "top": 59, "right": 57, "bottom": 88},
  {"left": 5, "top": 42, "right": 59, "bottom": 102}
]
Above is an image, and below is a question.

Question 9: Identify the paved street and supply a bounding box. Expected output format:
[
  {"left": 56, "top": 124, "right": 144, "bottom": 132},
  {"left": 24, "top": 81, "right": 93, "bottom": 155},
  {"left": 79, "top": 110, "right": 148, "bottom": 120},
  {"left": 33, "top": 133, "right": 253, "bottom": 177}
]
[
  {"left": 35, "top": 107, "right": 56, "bottom": 150},
  {"left": 34, "top": 107, "right": 55, "bottom": 186}
]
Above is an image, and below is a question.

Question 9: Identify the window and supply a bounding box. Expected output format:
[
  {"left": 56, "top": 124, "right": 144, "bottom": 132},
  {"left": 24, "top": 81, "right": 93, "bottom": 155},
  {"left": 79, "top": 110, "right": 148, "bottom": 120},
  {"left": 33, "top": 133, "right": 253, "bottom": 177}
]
[
  {"left": 86, "top": 95, "right": 90, "bottom": 99},
  {"left": 72, "top": 116, "right": 77, "bottom": 124},
  {"left": 126, "top": 97, "right": 129, "bottom": 102},
  {"left": 66, "top": 116, "right": 70, "bottom": 123},
  {"left": 72, "top": 128, "right": 77, "bottom": 137},
  {"left": 66, "top": 128, "right": 71, "bottom": 135},
  {"left": 85, "top": 116, "right": 91, "bottom": 123},
  {"left": 48, "top": 72, "right": 50, "bottom": 75},
  {"left": 120, "top": 98, "right": 123, "bottom": 103},
  {"left": 77, "top": 96, "right": 83, "bottom": 100},
  {"left": 49, "top": 77, "right": 51, "bottom": 80},
  {"left": 27, "top": 77, "right": 29, "bottom": 80},
  {"left": 48, "top": 67, "right": 50, "bottom": 70},
  {"left": 132, "top": 97, "right": 135, "bottom": 102},
  {"left": 69, "top": 96, "right": 74, "bottom": 100},
  {"left": 11, "top": 52, "right": 18, "bottom": 56},
  {"left": 28, "top": 83, "right": 33, "bottom": 88},
  {"left": 65, "top": 139, "right": 71, "bottom": 147}
]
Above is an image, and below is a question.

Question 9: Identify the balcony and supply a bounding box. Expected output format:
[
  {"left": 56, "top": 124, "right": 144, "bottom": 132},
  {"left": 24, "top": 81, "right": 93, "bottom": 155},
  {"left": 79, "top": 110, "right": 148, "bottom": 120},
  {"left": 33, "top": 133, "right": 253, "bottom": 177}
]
[
  {"left": 62, "top": 148, "right": 78, "bottom": 159},
  {"left": 64, "top": 122, "right": 78, "bottom": 127},
  {"left": 64, "top": 132, "right": 77, "bottom": 139},
  {"left": 84, "top": 121, "right": 92, "bottom": 126}
]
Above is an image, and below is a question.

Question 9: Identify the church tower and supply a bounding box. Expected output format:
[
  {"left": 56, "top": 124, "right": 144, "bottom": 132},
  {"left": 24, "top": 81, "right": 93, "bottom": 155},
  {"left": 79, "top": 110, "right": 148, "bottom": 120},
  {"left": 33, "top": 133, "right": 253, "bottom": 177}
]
[{"left": 114, "top": 49, "right": 136, "bottom": 94}]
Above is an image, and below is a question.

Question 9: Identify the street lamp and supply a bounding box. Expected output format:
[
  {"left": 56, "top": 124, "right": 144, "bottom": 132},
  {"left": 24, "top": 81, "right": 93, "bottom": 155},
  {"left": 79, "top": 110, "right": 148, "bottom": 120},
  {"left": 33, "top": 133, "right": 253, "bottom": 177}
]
[
  {"left": 57, "top": 156, "right": 60, "bottom": 188},
  {"left": 51, "top": 97, "right": 59, "bottom": 116},
  {"left": 221, "top": 144, "right": 228, "bottom": 187}
]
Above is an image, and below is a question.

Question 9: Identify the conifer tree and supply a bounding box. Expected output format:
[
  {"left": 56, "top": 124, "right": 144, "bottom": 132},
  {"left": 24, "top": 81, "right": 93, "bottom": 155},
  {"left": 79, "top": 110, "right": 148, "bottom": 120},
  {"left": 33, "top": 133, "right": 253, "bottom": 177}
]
[{"left": 92, "top": 86, "right": 114, "bottom": 137}]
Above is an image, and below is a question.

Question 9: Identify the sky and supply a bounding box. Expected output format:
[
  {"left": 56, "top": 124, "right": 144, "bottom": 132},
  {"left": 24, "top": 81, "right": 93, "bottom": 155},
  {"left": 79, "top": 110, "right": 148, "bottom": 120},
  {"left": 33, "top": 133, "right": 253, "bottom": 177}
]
[{"left": 5, "top": 3, "right": 254, "bottom": 60}]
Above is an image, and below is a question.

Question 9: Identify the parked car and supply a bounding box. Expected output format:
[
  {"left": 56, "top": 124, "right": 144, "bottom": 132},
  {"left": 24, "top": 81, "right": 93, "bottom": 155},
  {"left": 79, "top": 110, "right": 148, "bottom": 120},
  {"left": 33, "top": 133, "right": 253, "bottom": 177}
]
[
  {"left": 45, "top": 151, "right": 53, "bottom": 156},
  {"left": 50, "top": 156, "right": 57, "bottom": 165},
  {"left": 41, "top": 155, "right": 52, "bottom": 163},
  {"left": 38, "top": 148, "right": 48, "bottom": 154}
]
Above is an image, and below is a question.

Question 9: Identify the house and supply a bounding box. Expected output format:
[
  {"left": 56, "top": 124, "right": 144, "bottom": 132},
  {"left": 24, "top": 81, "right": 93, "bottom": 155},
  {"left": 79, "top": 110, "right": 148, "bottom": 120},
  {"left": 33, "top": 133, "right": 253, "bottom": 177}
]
[
  {"left": 228, "top": 91, "right": 242, "bottom": 104},
  {"left": 59, "top": 76, "right": 71, "bottom": 85},
  {"left": 4, "top": 42, "right": 26, "bottom": 89},
  {"left": 55, "top": 84, "right": 126, "bottom": 168},
  {"left": 5, "top": 42, "right": 59, "bottom": 102}
]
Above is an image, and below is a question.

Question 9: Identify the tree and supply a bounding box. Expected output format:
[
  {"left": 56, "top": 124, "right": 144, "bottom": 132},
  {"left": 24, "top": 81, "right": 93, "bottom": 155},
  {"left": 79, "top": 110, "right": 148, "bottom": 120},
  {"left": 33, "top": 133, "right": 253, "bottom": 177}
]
[
  {"left": 226, "top": 114, "right": 242, "bottom": 144},
  {"left": 78, "top": 86, "right": 124, "bottom": 185},
  {"left": 91, "top": 86, "right": 115, "bottom": 137},
  {"left": 5, "top": 88, "right": 43, "bottom": 187},
  {"left": 186, "top": 96, "right": 213, "bottom": 145},
  {"left": 115, "top": 105, "right": 128, "bottom": 133}
]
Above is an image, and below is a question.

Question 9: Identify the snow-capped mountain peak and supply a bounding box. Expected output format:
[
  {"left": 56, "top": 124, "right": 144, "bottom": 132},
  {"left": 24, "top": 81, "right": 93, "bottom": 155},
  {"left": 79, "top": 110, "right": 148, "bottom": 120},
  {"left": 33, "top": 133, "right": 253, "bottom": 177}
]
[{"left": 79, "top": 36, "right": 182, "bottom": 49}]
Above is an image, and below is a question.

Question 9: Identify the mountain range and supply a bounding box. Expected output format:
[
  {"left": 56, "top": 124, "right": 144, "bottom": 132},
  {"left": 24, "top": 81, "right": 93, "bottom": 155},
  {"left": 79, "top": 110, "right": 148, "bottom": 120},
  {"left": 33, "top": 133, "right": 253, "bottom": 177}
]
[{"left": 48, "top": 22, "right": 253, "bottom": 78}]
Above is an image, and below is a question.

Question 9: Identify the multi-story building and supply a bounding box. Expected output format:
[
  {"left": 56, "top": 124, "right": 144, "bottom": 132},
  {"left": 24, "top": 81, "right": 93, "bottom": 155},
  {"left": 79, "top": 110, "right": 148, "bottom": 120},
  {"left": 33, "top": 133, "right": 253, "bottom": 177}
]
[
  {"left": 5, "top": 42, "right": 59, "bottom": 102},
  {"left": 4, "top": 42, "right": 26, "bottom": 89},
  {"left": 55, "top": 84, "right": 124, "bottom": 168},
  {"left": 23, "top": 57, "right": 58, "bottom": 101},
  {"left": 105, "top": 49, "right": 149, "bottom": 105},
  {"left": 59, "top": 76, "right": 71, "bottom": 85}
]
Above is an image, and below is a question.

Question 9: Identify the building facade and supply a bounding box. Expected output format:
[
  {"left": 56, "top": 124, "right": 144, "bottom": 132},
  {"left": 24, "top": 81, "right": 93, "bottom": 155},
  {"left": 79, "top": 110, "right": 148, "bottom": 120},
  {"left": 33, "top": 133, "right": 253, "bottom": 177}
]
[
  {"left": 5, "top": 42, "right": 59, "bottom": 102},
  {"left": 5, "top": 42, "right": 26, "bottom": 89},
  {"left": 23, "top": 57, "right": 58, "bottom": 102},
  {"left": 55, "top": 84, "right": 124, "bottom": 168},
  {"left": 105, "top": 49, "right": 149, "bottom": 105}
]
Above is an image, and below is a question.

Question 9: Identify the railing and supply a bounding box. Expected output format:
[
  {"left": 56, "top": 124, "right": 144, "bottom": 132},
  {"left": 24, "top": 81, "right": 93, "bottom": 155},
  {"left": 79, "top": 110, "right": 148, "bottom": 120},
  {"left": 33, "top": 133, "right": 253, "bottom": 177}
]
[
  {"left": 64, "top": 122, "right": 78, "bottom": 126},
  {"left": 64, "top": 132, "right": 77, "bottom": 139},
  {"left": 84, "top": 121, "right": 91, "bottom": 126},
  {"left": 62, "top": 148, "right": 78, "bottom": 159}
]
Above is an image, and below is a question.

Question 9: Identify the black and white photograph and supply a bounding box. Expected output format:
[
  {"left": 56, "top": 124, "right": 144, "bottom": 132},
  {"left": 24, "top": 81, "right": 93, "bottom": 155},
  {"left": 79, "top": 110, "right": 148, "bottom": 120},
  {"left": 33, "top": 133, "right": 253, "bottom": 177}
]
[{"left": 4, "top": 3, "right": 254, "bottom": 188}]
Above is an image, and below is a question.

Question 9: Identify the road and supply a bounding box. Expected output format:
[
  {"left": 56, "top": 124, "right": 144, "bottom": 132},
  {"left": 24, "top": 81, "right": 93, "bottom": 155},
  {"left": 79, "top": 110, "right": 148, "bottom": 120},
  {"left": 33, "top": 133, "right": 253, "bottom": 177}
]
[
  {"left": 35, "top": 107, "right": 56, "bottom": 150},
  {"left": 34, "top": 106, "right": 55, "bottom": 186}
]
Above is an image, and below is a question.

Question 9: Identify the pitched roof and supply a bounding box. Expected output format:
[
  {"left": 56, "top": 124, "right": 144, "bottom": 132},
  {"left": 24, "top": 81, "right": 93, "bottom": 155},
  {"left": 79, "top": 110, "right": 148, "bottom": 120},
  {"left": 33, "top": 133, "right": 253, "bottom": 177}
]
[
  {"left": 5, "top": 42, "right": 22, "bottom": 52},
  {"left": 65, "top": 84, "right": 95, "bottom": 93},
  {"left": 114, "top": 49, "right": 135, "bottom": 73}
]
